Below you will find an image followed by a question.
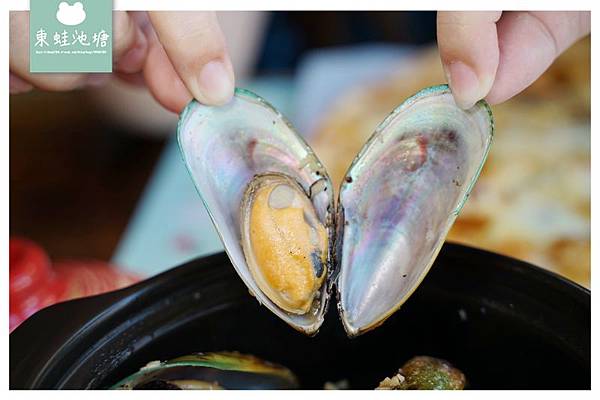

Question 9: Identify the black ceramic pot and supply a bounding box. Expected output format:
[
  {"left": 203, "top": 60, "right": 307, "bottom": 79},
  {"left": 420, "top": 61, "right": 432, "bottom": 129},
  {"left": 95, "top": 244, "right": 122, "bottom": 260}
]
[{"left": 10, "top": 243, "right": 590, "bottom": 389}]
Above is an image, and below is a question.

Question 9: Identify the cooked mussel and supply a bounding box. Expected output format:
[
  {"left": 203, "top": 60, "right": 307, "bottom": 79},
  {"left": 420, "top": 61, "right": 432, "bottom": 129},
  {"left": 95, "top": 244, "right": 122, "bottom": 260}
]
[
  {"left": 240, "top": 173, "right": 329, "bottom": 315},
  {"left": 178, "top": 89, "right": 334, "bottom": 335},
  {"left": 178, "top": 85, "right": 493, "bottom": 336},
  {"left": 111, "top": 352, "right": 299, "bottom": 390}
]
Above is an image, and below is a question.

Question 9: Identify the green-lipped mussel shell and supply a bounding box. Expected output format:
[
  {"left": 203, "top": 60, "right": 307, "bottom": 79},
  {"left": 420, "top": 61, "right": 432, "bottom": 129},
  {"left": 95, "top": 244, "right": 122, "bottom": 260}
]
[
  {"left": 178, "top": 85, "right": 493, "bottom": 337},
  {"left": 177, "top": 89, "right": 334, "bottom": 335},
  {"left": 111, "top": 352, "right": 299, "bottom": 389},
  {"left": 337, "top": 85, "right": 493, "bottom": 336}
]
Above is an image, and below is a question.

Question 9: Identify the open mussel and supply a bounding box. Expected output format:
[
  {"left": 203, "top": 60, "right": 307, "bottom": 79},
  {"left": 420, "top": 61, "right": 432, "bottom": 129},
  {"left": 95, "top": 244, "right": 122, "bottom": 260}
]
[
  {"left": 111, "top": 352, "right": 299, "bottom": 390},
  {"left": 178, "top": 85, "right": 493, "bottom": 336}
]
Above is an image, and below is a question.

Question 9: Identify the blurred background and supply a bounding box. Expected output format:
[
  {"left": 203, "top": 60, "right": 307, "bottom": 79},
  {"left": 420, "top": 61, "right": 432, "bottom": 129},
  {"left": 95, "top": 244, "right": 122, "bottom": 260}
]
[{"left": 10, "top": 11, "right": 590, "bottom": 319}]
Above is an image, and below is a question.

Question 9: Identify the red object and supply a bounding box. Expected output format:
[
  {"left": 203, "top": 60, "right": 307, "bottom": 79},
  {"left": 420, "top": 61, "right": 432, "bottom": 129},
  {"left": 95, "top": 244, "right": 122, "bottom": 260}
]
[{"left": 9, "top": 237, "right": 139, "bottom": 332}]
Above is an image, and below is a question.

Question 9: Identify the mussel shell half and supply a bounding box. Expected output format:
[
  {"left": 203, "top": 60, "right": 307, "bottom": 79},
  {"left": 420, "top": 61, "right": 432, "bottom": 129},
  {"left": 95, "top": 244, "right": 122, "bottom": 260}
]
[
  {"left": 177, "top": 89, "right": 335, "bottom": 335},
  {"left": 111, "top": 352, "right": 299, "bottom": 389},
  {"left": 337, "top": 85, "right": 494, "bottom": 336}
]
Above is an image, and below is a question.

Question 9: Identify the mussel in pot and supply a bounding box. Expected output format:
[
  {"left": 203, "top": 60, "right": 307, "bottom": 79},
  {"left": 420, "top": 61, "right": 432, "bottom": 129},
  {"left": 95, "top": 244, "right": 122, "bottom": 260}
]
[
  {"left": 111, "top": 352, "right": 299, "bottom": 390},
  {"left": 376, "top": 356, "right": 466, "bottom": 390}
]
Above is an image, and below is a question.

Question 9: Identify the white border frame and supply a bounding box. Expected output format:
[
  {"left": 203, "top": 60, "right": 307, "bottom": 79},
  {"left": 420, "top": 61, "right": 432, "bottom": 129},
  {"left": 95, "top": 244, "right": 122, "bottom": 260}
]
[{"left": 3, "top": 1, "right": 596, "bottom": 397}]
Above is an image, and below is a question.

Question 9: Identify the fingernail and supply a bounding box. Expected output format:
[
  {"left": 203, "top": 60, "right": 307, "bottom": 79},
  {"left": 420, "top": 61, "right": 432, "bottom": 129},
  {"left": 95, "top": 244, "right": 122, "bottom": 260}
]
[
  {"left": 444, "top": 61, "right": 482, "bottom": 109},
  {"left": 86, "top": 73, "right": 111, "bottom": 87},
  {"left": 117, "top": 30, "right": 147, "bottom": 74},
  {"left": 196, "top": 60, "right": 234, "bottom": 106}
]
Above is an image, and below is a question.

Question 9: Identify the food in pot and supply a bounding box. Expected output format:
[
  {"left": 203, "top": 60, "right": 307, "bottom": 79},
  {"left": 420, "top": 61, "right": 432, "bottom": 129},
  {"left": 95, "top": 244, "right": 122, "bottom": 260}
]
[
  {"left": 376, "top": 356, "right": 466, "bottom": 390},
  {"left": 111, "top": 352, "right": 299, "bottom": 390}
]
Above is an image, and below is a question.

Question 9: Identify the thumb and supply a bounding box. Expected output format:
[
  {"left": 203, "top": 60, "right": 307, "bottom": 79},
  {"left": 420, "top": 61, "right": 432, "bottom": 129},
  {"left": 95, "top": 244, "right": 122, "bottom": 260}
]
[
  {"left": 148, "top": 11, "right": 235, "bottom": 106},
  {"left": 437, "top": 11, "right": 502, "bottom": 109}
]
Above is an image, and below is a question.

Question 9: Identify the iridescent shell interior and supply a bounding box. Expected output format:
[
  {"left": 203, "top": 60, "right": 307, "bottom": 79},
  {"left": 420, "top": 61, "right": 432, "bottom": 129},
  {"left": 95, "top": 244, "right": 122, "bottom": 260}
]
[
  {"left": 177, "top": 89, "right": 334, "bottom": 335},
  {"left": 178, "top": 85, "right": 493, "bottom": 337},
  {"left": 337, "top": 85, "right": 493, "bottom": 336}
]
